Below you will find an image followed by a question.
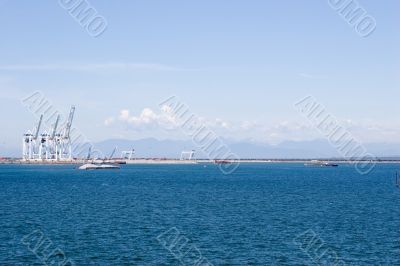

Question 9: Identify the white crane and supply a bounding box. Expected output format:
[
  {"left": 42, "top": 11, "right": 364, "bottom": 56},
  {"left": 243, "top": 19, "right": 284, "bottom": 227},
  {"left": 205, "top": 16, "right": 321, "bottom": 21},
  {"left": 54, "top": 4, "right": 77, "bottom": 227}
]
[
  {"left": 22, "top": 106, "right": 77, "bottom": 162},
  {"left": 22, "top": 115, "right": 43, "bottom": 160},
  {"left": 180, "top": 150, "right": 195, "bottom": 160},
  {"left": 63, "top": 106, "right": 75, "bottom": 140},
  {"left": 122, "top": 148, "right": 135, "bottom": 160},
  {"left": 51, "top": 115, "right": 60, "bottom": 139},
  {"left": 57, "top": 106, "right": 76, "bottom": 161},
  {"left": 87, "top": 146, "right": 92, "bottom": 160},
  {"left": 34, "top": 115, "right": 43, "bottom": 140},
  {"left": 109, "top": 146, "right": 117, "bottom": 160}
]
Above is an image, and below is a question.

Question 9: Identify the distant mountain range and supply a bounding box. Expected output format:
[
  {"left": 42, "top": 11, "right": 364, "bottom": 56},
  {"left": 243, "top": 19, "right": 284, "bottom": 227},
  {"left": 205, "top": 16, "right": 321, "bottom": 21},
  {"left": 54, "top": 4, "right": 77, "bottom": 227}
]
[
  {"left": 87, "top": 138, "right": 400, "bottom": 159},
  {"left": 3, "top": 138, "right": 400, "bottom": 159}
]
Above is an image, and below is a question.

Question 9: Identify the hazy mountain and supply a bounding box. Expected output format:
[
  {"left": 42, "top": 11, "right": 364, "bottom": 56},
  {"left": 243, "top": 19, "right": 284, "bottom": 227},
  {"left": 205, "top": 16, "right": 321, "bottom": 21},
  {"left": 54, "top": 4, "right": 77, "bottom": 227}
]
[
  {"left": 93, "top": 138, "right": 400, "bottom": 159},
  {"left": 94, "top": 138, "right": 195, "bottom": 159},
  {"left": 0, "top": 145, "right": 20, "bottom": 158}
]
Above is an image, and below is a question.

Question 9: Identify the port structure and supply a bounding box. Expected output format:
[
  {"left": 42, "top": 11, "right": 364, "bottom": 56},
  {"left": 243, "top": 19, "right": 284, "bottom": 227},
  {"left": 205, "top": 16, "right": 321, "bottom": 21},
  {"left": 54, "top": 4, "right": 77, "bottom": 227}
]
[
  {"left": 121, "top": 148, "right": 135, "bottom": 160},
  {"left": 180, "top": 150, "right": 195, "bottom": 160},
  {"left": 22, "top": 106, "right": 75, "bottom": 161}
]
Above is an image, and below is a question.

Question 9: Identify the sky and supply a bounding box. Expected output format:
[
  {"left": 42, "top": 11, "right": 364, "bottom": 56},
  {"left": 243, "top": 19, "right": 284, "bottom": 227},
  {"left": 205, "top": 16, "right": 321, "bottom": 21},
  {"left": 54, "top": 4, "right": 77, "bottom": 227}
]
[{"left": 0, "top": 0, "right": 399, "bottom": 153}]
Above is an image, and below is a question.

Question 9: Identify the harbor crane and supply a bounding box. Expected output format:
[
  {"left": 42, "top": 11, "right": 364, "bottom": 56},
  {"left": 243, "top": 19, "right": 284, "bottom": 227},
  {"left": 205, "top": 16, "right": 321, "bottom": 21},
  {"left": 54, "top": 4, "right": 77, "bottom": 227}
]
[
  {"left": 180, "top": 150, "right": 195, "bottom": 160},
  {"left": 121, "top": 148, "right": 135, "bottom": 160},
  {"left": 22, "top": 106, "right": 76, "bottom": 161},
  {"left": 63, "top": 106, "right": 75, "bottom": 140},
  {"left": 51, "top": 115, "right": 60, "bottom": 139},
  {"left": 22, "top": 115, "right": 43, "bottom": 160},
  {"left": 35, "top": 115, "right": 43, "bottom": 140},
  {"left": 87, "top": 146, "right": 92, "bottom": 160},
  {"left": 58, "top": 106, "right": 75, "bottom": 160},
  {"left": 38, "top": 115, "right": 61, "bottom": 160},
  {"left": 109, "top": 146, "right": 117, "bottom": 159}
]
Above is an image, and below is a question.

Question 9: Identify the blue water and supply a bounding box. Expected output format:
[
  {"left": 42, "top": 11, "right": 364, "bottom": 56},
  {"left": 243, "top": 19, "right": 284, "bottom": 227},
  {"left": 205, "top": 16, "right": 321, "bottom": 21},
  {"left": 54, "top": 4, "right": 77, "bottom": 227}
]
[{"left": 0, "top": 163, "right": 399, "bottom": 265}]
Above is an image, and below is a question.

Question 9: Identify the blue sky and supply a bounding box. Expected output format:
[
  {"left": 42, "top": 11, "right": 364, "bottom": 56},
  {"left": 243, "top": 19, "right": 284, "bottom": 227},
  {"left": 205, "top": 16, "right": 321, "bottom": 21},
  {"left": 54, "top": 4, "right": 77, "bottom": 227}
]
[{"left": 0, "top": 0, "right": 399, "bottom": 151}]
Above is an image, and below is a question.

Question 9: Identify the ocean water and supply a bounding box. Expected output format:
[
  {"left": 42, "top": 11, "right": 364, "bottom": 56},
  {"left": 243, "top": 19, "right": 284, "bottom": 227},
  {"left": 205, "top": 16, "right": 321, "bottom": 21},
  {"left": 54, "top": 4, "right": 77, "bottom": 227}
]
[{"left": 0, "top": 163, "right": 399, "bottom": 265}]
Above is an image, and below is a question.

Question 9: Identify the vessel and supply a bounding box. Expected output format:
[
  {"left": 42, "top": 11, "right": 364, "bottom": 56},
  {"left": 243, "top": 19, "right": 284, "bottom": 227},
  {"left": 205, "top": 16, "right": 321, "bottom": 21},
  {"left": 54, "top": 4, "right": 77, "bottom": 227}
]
[
  {"left": 78, "top": 163, "right": 120, "bottom": 170},
  {"left": 304, "top": 160, "right": 339, "bottom": 167}
]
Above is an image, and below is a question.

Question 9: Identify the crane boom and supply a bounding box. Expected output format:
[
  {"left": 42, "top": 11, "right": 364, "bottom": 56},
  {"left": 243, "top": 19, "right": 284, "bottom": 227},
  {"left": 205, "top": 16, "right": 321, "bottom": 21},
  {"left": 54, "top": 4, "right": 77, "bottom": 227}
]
[
  {"left": 51, "top": 115, "right": 60, "bottom": 139},
  {"left": 34, "top": 115, "right": 43, "bottom": 139},
  {"left": 64, "top": 106, "right": 75, "bottom": 139},
  {"left": 87, "top": 146, "right": 92, "bottom": 160},
  {"left": 109, "top": 146, "right": 117, "bottom": 159}
]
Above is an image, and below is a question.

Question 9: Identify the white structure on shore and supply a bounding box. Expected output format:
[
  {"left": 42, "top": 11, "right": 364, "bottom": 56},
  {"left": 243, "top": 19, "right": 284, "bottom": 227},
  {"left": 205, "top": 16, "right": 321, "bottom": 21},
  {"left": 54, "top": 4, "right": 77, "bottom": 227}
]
[
  {"left": 121, "top": 148, "right": 135, "bottom": 160},
  {"left": 22, "top": 106, "right": 75, "bottom": 161},
  {"left": 180, "top": 150, "right": 195, "bottom": 160}
]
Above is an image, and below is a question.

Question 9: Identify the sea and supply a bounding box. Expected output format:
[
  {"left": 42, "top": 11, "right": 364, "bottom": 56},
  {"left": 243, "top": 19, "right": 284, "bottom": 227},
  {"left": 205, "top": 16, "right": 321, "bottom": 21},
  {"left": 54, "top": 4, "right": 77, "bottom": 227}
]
[{"left": 0, "top": 163, "right": 399, "bottom": 265}]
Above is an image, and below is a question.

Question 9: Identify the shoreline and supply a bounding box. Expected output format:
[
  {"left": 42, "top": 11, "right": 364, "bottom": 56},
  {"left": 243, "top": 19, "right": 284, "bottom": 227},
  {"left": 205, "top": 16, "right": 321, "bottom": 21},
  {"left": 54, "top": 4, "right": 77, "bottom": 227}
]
[{"left": 1, "top": 159, "right": 400, "bottom": 165}]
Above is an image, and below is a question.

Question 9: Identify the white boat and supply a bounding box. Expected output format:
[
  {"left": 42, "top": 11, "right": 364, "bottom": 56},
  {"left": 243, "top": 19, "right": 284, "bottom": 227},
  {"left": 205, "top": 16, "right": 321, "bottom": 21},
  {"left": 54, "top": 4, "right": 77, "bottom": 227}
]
[
  {"left": 78, "top": 163, "right": 120, "bottom": 170},
  {"left": 304, "top": 160, "right": 339, "bottom": 167}
]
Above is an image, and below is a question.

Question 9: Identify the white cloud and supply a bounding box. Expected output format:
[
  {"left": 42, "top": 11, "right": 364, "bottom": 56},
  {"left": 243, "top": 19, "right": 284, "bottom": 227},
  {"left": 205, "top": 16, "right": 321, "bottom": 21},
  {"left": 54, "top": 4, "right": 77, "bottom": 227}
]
[
  {"left": 104, "top": 117, "right": 115, "bottom": 126},
  {"left": 119, "top": 109, "right": 131, "bottom": 120},
  {"left": 105, "top": 107, "right": 180, "bottom": 131},
  {"left": 104, "top": 108, "right": 400, "bottom": 144}
]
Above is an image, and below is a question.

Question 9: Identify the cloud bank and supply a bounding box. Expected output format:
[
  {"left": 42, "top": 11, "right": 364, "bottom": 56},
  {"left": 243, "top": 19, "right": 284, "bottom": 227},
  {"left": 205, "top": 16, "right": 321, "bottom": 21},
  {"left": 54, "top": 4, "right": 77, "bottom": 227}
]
[{"left": 104, "top": 107, "right": 400, "bottom": 144}]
